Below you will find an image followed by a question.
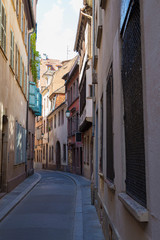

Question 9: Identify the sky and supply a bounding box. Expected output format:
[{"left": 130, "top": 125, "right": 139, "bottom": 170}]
[{"left": 36, "top": 0, "right": 83, "bottom": 61}]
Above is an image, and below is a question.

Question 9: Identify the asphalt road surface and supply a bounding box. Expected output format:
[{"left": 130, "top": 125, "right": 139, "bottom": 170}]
[{"left": 0, "top": 171, "right": 76, "bottom": 240}]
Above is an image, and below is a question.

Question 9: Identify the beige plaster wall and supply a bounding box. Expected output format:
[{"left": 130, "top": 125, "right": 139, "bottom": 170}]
[{"left": 94, "top": 0, "right": 160, "bottom": 239}]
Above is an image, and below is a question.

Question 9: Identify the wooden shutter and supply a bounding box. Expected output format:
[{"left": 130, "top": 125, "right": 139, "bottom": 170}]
[
  {"left": 10, "top": 31, "right": 14, "bottom": 69},
  {"left": 121, "top": 0, "right": 146, "bottom": 207},
  {"left": 1, "top": 4, "right": 6, "bottom": 53},
  {"left": 20, "top": 56, "right": 22, "bottom": 86},
  {"left": 21, "top": 2, "right": 23, "bottom": 32}
]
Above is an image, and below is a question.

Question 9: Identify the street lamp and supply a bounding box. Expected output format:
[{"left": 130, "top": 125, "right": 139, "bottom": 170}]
[{"left": 65, "top": 110, "right": 71, "bottom": 118}]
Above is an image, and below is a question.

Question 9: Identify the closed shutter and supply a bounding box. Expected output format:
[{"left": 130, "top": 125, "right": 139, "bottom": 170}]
[
  {"left": 25, "top": 19, "right": 27, "bottom": 47},
  {"left": 10, "top": 31, "right": 14, "bottom": 69},
  {"left": 15, "top": 121, "right": 18, "bottom": 164},
  {"left": 20, "top": 56, "right": 22, "bottom": 86},
  {"left": 21, "top": 2, "right": 23, "bottom": 32},
  {"left": 16, "top": 0, "right": 19, "bottom": 17},
  {"left": 1, "top": 4, "right": 6, "bottom": 53},
  {"left": 121, "top": 0, "right": 146, "bottom": 207},
  {"left": 23, "top": 67, "right": 26, "bottom": 94},
  {"left": 106, "top": 65, "right": 114, "bottom": 182}
]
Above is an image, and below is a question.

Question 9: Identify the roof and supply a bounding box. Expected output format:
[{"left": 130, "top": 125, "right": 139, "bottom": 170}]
[{"left": 49, "top": 56, "right": 78, "bottom": 98}]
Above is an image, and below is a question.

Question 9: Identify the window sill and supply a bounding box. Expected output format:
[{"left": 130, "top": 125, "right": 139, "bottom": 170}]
[
  {"left": 104, "top": 178, "right": 115, "bottom": 192},
  {"left": 118, "top": 193, "right": 149, "bottom": 222}
]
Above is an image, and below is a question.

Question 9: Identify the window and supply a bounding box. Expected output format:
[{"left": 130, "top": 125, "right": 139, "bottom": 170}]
[
  {"left": 87, "top": 136, "right": 89, "bottom": 165},
  {"left": 43, "top": 145, "right": 45, "bottom": 160},
  {"left": 25, "top": 18, "right": 28, "bottom": 47},
  {"left": 54, "top": 115, "right": 56, "bottom": 128},
  {"left": 23, "top": 68, "right": 26, "bottom": 94},
  {"left": 61, "top": 109, "right": 64, "bottom": 125},
  {"left": 76, "top": 78, "right": 79, "bottom": 98},
  {"left": 16, "top": 0, "right": 19, "bottom": 17},
  {"left": 63, "top": 144, "right": 66, "bottom": 162},
  {"left": 106, "top": 65, "right": 114, "bottom": 182},
  {"left": 21, "top": 2, "right": 24, "bottom": 32},
  {"left": 100, "top": 95, "right": 103, "bottom": 172},
  {"left": 0, "top": 3, "right": 6, "bottom": 53},
  {"left": 73, "top": 83, "right": 75, "bottom": 100},
  {"left": 70, "top": 87, "right": 72, "bottom": 103},
  {"left": 15, "top": 44, "right": 19, "bottom": 79},
  {"left": 10, "top": 30, "right": 14, "bottom": 70},
  {"left": 89, "top": 85, "right": 92, "bottom": 97},
  {"left": 52, "top": 146, "right": 54, "bottom": 162},
  {"left": 15, "top": 121, "right": 26, "bottom": 164},
  {"left": 44, "top": 120, "right": 45, "bottom": 133},
  {"left": 121, "top": 0, "right": 146, "bottom": 207},
  {"left": 58, "top": 111, "right": 60, "bottom": 126},
  {"left": 80, "top": 75, "right": 86, "bottom": 115},
  {"left": 20, "top": 56, "right": 22, "bottom": 87},
  {"left": 49, "top": 146, "right": 52, "bottom": 162}
]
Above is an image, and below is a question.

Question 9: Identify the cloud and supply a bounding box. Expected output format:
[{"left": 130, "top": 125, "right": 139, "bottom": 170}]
[
  {"left": 37, "top": 1, "right": 81, "bottom": 60},
  {"left": 69, "top": 0, "right": 83, "bottom": 14}
]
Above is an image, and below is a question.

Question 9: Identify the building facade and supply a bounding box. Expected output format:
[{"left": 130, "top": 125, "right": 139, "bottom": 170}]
[
  {"left": 0, "top": 0, "right": 37, "bottom": 192},
  {"left": 74, "top": 6, "right": 93, "bottom": 179},
  {"left": 64, "top": 56, "right": 82, "bottom": 174},
  {"left": 92, "top": 0, "right": 160, "bottom": 240}
]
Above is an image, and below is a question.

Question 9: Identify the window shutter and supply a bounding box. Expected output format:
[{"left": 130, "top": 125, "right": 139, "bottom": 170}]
[
  {"left": 10, "top": 31, "right": 12, "bottom": 66},
  {"left": 23, "top": 67, "right": 26, "bottom": 94},
  {"left": 21, "top": 2, "right": 23, "bottom": 32},
  {"left": 25, "top": 20, "right": 27, "bottom": 47},
  {"left": 20, "top": 56, "right": 22, "bottom": 86},
  {"left": 12, "top": 33, "right": 14, "bottom": 69},
  {"left": 26, "top": 75, "right": 29, "bottom": 100},
  {"left": 16, "top": 0, "right": 19, "bottom": 17}
]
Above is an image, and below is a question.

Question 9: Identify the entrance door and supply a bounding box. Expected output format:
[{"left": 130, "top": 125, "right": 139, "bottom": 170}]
[
  {"left": 0, "top": 115, "right": 8, "bottom": 192},
  {"left": 56, "top": 141, "right": 61, "bottom": 170}
]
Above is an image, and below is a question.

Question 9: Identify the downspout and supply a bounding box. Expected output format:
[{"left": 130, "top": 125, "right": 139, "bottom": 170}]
[{"left": 26, "top": 28, "right": 35, "bottom": 176}]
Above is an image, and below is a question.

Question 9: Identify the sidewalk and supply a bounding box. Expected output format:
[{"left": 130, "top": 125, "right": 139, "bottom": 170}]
[
  {"left": 0, "top": 173, "right": 41, "bottom": 222},
  {"left": 58, "top": 171, "right": 105, "bottom": 240}
]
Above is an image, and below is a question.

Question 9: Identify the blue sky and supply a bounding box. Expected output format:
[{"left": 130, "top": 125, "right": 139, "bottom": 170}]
[{"left": 36, "top": 0, "right": 83, "bottom": 61}]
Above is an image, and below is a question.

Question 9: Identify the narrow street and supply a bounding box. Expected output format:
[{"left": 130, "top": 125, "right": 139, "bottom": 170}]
[{"left": 0, "top": 171, "right": 104, "bottom": 240}]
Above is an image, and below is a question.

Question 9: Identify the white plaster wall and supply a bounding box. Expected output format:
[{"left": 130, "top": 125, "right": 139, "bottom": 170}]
[{"left": 49, "top": 104, "right": 68, "bottom": 166}]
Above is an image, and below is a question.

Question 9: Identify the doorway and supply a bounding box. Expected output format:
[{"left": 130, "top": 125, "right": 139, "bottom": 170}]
[
  {"left": 56, "top": 141, "right": 61, "bottom": 170},
  {"left": 0, "top": 115, "right": 8, "bottom": 192}
]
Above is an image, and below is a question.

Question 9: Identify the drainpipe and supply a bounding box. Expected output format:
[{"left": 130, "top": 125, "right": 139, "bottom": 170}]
[{"left": 26, "top": 28, "right": 35, "bottom": 176}]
